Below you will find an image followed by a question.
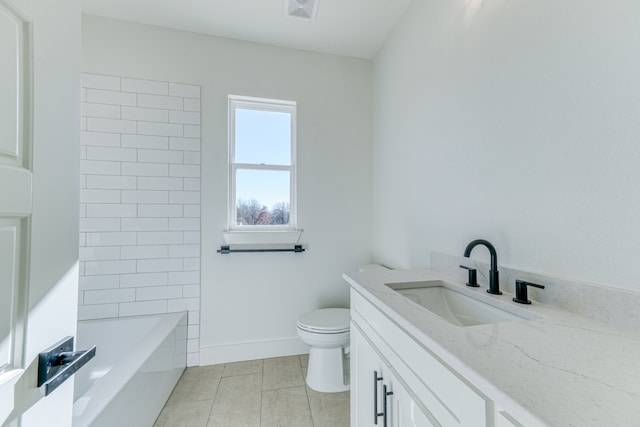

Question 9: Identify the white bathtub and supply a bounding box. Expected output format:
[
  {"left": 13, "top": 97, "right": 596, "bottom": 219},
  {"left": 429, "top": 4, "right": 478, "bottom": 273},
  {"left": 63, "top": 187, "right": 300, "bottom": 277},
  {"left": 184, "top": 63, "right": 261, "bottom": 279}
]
[{"left": 73, "top": 312, "right": 187, "bottom": 427}]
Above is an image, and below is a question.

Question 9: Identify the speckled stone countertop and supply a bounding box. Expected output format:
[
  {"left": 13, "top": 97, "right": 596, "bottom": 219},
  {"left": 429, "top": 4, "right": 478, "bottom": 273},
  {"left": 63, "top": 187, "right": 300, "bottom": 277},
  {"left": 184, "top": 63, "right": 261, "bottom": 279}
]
[{"left": 344, "top": 268, "right": 640, "bottom": 427}]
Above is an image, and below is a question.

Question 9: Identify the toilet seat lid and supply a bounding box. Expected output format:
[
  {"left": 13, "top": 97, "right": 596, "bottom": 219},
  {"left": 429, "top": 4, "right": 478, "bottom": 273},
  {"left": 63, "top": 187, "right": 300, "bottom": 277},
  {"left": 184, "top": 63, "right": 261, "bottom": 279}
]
[{"left": 297, "top": 308, "right": 350, "bottom": 333}]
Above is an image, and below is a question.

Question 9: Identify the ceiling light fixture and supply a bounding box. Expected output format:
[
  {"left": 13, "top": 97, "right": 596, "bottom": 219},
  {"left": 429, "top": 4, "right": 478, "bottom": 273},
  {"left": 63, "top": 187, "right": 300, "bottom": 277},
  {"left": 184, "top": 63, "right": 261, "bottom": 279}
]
[{"left": 287, "top": 0, "right": 319, "bottom": 21}]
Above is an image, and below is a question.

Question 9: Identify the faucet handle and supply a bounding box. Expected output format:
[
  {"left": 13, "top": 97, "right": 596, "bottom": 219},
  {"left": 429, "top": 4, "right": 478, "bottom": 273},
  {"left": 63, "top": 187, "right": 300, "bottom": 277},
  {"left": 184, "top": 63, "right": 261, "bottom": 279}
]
[
  {"left": 459, "top": 265, "right": 479, "bottom": 287},
  {"left": 513, "top": 280, "right": 545, "bottom": 304}
]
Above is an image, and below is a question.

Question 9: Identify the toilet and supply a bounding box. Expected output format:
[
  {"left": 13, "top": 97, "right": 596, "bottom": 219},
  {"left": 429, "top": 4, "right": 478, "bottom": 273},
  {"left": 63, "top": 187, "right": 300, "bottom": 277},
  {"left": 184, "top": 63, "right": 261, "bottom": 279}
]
[
  {"left": 297, "top": 264, "right": 389, "bottom": 393},
  {"left": 297, "top": 308, "right": 351, "bottom": 393}
]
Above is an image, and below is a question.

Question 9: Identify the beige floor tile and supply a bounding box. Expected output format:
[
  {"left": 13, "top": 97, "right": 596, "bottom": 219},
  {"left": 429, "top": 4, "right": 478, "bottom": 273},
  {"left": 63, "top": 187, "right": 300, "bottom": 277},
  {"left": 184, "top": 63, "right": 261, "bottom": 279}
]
[
  {"left": 207, "top": 373, "right": 262, "bottom": 427},
  {"left": 262, "top": 356, "right": 305, "bottom": 391},
  {"left": 261, "top": 386, "right": 313, "bottom": 427},
  {"left": 222, "top": 359, "right": 263, "bottom": 377},
  {"left": 307, "top": 388, "right": 350, "bottom": 427},
  {"left": 299, "top": 354, "right": 309, "bottom": 368},
  {"left": 154, "top": 400, "right": 214, "bottom": 427},
  {"left": 159, "top": 357, "right": 352, "bottom": 427},
  {"left": 166, "top": 365, "right": 224, "bottom": 405}
]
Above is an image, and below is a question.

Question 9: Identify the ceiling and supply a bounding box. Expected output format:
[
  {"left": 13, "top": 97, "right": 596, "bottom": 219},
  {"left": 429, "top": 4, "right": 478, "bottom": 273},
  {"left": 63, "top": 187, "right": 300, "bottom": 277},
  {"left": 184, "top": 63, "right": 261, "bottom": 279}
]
[{"left": 81, "top": 0, "right": 413, "bottom": 59}]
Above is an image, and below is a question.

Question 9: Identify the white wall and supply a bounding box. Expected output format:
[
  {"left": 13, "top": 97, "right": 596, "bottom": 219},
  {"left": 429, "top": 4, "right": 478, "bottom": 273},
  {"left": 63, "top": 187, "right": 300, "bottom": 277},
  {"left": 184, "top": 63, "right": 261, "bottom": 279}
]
[
  {"left": 82, "top": 15, "right": 373, "bottom": 364},
  {"left": 78, "top": 73, "right": 201, "bottom": 366},
  {"left": 372, "top": 0, "right": 640, "bottom": 292}
]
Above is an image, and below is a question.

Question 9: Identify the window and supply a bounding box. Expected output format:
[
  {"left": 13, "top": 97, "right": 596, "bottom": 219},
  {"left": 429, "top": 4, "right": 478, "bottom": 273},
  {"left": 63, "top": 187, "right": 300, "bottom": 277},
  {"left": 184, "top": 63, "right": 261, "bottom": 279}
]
[{"left": 228, "top": 95, "right": 297, "bottom": 232}]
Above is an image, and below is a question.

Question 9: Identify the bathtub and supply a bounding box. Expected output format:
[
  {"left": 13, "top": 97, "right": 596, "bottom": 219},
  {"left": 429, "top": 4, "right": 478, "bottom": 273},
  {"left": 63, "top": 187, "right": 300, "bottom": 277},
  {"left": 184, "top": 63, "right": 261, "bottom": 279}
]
[{"left": 73, "top": 312, "right": 187, "bottom": 427}]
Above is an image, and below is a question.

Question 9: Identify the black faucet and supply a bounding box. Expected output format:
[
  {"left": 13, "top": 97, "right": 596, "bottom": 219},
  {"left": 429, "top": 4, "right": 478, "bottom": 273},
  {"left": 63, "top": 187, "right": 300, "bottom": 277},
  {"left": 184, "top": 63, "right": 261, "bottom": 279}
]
[{"left": 463, "top": 239, "right": 501, "bottom": 295}]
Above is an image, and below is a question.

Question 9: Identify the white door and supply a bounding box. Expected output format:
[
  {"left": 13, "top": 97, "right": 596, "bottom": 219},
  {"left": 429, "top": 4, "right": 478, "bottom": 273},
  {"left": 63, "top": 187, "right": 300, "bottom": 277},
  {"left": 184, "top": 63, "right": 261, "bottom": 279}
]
[{"left": 0, "top": 0, "right": 81, "bottom": 425}]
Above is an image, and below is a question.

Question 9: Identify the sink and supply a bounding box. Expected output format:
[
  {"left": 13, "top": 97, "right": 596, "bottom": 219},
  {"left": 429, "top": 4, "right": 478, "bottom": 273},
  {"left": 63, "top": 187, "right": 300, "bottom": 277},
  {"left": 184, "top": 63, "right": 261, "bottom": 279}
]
[{"left": 386, "top": 280, "right": 538, "bottom": 327}]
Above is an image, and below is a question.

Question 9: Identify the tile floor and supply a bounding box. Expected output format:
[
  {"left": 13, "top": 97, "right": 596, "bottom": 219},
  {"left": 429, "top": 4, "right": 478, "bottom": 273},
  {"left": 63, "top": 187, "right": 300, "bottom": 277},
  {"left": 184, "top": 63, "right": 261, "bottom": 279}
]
[{"left": 154, "top": 354, "right": 350, "bottom": 426}]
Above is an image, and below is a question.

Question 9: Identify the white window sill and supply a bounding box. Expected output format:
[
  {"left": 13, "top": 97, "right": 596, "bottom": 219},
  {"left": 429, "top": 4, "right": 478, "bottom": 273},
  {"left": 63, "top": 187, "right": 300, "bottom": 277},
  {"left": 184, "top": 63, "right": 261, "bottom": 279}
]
[{"left": 222, "top": 230, "right": 303, "bottom": 245}]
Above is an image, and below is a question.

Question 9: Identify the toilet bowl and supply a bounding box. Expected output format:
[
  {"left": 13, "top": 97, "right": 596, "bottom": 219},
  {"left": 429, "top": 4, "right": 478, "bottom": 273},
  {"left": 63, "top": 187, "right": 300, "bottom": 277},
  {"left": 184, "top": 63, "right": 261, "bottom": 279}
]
[
  {"left": 297, "top": 264, "right": 389, "bottom": 393},
  {"left": 297, "top": 308, "right": 350, "bottom": 393}
]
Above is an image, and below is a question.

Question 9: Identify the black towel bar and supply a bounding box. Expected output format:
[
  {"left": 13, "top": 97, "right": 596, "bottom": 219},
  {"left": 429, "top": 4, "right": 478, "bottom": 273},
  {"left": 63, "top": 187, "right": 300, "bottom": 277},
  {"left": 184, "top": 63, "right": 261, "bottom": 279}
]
[{"left": 217, "top": 245, "right": 305, "bottom": 254}]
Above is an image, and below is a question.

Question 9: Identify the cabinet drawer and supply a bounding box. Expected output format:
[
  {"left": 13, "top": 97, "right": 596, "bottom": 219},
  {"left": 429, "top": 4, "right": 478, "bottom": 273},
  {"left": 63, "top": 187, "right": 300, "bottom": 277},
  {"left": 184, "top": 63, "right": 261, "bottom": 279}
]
[{"left": 353, "top": 289, "right": 487, "bottom": 427}]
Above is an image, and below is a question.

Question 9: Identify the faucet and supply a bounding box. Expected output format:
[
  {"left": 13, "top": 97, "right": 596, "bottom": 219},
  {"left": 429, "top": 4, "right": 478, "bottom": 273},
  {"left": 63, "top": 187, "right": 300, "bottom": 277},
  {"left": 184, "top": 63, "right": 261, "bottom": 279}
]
[{"left": 463, "top": 239, "right": 501, "bottom": 295}]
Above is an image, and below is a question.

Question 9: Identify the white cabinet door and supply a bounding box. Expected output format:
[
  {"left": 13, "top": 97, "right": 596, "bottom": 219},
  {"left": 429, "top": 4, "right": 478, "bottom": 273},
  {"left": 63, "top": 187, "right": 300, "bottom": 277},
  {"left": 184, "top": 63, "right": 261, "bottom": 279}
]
[
  {"left": 0, "top": 0, "right": 80, "bottom": 426},
  {"left": 351, "top": 322, "right": 388, "bottom": 427},
  {"left": 391, "top": 369, "right": 438, "bottom": 427},
  {"left": 352, "top": 321, "right": 437, "bottom": 427}
]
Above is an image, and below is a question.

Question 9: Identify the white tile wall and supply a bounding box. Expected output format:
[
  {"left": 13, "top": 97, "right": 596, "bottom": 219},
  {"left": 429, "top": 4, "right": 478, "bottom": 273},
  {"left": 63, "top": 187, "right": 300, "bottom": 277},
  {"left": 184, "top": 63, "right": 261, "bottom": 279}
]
[
  {"left": 80, "top": 73, "right": 201, "bottom": 366},
  {"left": 79, "top": 275, "right": 120, "bottom": 290},
  {"left": 138, "top": 177, "right": 183, "bottom": 191},
  {"left": 120, "top": 272, "right": 168, "bottom": 287},
  {"left": 137, "top": 231, "right": 184, "bottom": 245},
  {"left": 121, "top": 218, "right": 169, "bottom": 231},
  {"left": 122, "top": 134, "right": 169, "bottom": 150},
  {"left": 87, "top": 146, "right": 138, "bottom": 162},
  {"left": 87, "top": 88, "right": 137, "bottom": 106},
  {"left": 121, "top": 190, "right": 169, "bottom": 204},
  {"left": 80, "top": 246, "right": 121, "bottom": 261},
  {"left": 80, "top": 218, "right": 121, "bottom": 232},
  {"left": 137, "top": 121, "right": 183, "bottom": 137},
  {"left": 121, "top": 163, "right": 168, "bottom": 177},
  {"left": 121, "top": 245, "right": 168, "bottom": 259},
  {"left": 87, "top": 118, "right": 138, "bottom": 134},
  {"left": 82, "top": 74, "right": 120, "bottom": 91},
  {"left": 169, "top": 83, "right": 201, "bottom": 99},
  {"left": 170, "top": 137, "right": 200, "bottom": 151},
  {"left": 82, "top": 103, "right": 121, "bottom": 119},
  {"left": 86, "top": 203, "right": 137, "bottom": 218},
  {"left": 138, "top": 149, "right": 183, "bottom": 164},
  {"left": 80, "top": 161, "right": 121, "bottom": 176},
  {"left": 83, "top": 132, "right": 121, "bottom": 147},
  {"left": 122, "top": 106, "right": 169, "bottom": 123},
  {"left": 87, "top": 175, "right": 137, "bottom": 190},
  {"left": 138, "top": 94, "right": 184, "bottom": 110}
]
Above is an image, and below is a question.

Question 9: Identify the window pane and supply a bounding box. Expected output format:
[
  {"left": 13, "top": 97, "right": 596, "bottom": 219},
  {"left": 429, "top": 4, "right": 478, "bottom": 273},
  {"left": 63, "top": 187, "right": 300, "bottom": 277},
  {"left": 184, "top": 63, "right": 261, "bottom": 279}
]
[
  {"left": 235, "top": 108, "right": 291, "bottom": 165},
  {"left": 236, "top": 169, "right": 290, "bottom": 226}
]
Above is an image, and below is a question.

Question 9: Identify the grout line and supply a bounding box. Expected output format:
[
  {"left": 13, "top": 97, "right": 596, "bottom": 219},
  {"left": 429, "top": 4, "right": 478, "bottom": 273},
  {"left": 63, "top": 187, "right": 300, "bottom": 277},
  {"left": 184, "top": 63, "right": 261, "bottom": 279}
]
[
  {"left": 206, "top": 364, "right": 223, "bottom": 422},
  {"left": 259, "top": 358, "right": 265, "bottom": 426},
  {"left": 301, "top": 360, "right": 315, "bottom": 427}
]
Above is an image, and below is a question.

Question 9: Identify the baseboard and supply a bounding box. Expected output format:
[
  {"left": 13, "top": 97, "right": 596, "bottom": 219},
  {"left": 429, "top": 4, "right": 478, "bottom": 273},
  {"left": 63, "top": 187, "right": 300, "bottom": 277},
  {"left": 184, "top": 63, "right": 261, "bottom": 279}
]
[{"left": 199, "top": 336, "right": 309, "bottom": 366}]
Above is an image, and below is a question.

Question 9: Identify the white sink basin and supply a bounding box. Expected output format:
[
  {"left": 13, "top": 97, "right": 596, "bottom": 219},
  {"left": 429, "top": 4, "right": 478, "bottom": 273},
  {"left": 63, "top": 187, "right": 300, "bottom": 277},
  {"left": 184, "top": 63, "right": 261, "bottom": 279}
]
[{"left": 386, "top": 280, "right": 538, "bottom": 327}]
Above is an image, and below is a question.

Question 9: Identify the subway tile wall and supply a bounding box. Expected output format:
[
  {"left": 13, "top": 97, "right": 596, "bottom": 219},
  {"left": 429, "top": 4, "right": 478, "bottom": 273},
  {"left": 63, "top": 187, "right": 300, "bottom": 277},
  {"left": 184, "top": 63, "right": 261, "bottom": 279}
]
[{"left": 79, "top": 73, "right": 201, "bottom": 366}]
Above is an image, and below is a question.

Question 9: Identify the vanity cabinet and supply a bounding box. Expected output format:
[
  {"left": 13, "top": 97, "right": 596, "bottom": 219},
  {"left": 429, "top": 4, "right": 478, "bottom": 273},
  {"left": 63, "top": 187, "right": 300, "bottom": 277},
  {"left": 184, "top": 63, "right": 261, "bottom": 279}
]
[
  {"left": 351, "top": 288, "right": 488, "bottom": 427},
  {"left": 351, "top": 323, "right": 435, "bottom": 426}
]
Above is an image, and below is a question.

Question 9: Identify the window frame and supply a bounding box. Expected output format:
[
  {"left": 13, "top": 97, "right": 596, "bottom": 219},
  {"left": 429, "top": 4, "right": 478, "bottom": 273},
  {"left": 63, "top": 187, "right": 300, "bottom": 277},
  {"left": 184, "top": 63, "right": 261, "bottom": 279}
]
[{"left": 227, "top": 95, "right": 298, "bottom": 232}]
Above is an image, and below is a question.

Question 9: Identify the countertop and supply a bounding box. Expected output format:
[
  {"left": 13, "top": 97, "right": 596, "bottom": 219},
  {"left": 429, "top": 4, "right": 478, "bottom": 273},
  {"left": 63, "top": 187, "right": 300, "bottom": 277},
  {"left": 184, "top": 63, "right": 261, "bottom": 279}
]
[{"left": 344, "top": 268, "right": 640, "bottom": 427}]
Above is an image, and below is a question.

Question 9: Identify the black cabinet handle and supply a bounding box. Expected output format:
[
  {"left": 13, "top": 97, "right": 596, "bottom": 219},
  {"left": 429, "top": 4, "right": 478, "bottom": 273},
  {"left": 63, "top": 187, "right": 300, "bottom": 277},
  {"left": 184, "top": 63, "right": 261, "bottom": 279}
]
[
  {"left": 383, "top": 384, "right": 394, "bottom": 427},
  {"left": 374, "top": 371, "right": 384, "bottom": 424}
]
